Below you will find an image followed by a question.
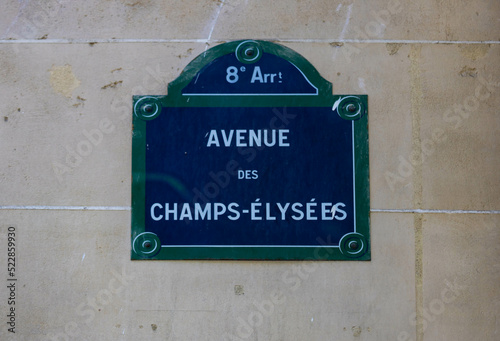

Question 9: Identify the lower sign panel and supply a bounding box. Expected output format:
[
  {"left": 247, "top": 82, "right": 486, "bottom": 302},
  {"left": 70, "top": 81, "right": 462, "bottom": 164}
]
[{"left": 132, "top": 105, "right": 370, "bottom": 260}]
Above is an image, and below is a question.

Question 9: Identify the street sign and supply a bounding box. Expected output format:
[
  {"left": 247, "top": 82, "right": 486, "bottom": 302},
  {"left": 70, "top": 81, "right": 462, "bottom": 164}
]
[{"left": 132, "top": 40, "right": 370, "bottom": 260}]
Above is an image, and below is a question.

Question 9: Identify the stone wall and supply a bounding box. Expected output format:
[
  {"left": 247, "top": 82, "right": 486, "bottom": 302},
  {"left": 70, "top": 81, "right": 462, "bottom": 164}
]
[{"left": 0, "top": 1, "right": 499, "bottom": 340}]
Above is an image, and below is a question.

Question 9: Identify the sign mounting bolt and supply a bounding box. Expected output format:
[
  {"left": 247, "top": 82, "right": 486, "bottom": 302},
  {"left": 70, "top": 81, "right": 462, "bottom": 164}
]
[
  {"left": 142, "top": 104, "right": 154, "bottom": 113},
  {"left": 346, "top": 104, "right": 356, "bottom": 113}
]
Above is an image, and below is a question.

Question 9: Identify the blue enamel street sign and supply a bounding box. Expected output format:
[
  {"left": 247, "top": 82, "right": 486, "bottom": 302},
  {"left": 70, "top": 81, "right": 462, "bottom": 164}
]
[{"left": 132, "top": 40, "right": 370, "bottom": 260}]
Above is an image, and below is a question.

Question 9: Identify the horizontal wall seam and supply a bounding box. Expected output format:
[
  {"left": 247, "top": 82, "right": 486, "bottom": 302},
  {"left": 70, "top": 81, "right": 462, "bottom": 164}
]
[
  {"left": 0, "top": 206, "right": 498, "bottom": 214},
  {"left": 371, "top": 208, "right": 500, "bottom": 214},
  {"left": 279, "top": 39, "right": 500, "bottom": 44},
  {"left": 0, "top": 39, "right": 499, "bottom": 44},
  {"left": 0, "top": 205, "right": 130, "bottom": 211}
]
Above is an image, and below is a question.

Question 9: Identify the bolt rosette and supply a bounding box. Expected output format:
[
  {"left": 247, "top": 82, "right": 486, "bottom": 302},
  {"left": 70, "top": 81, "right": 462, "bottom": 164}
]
[
  {"left": 132, "top": 232, "right": 161, "bottom": 258},
  {"left": 339, "top": 232, "right": 368, "bottom": 258},
  {"left": 332, "top": 96, "right": 365, "bottom": 120},
  {"left": 235, "top": 40, "right": 262, "bottom": 64},
  {"left": 134, "top": 96, "right": 162, "bottom": 121}
]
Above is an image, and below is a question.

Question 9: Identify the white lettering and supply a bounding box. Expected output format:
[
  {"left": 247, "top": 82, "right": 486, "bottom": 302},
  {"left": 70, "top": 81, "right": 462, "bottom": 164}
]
[
  {"left": 227, "top": 203, "right": 240, "bottom": 220},
  {"left": 263, "top": 130, "right": 276, "bottom": 147},
  {"left": 195, "top": 203, "right": 211, "bottom": 220},
  {"left": 250, "top": 66, "right": 264, "bottom": 83},
  {"left": 213, "top": 203, "right": 226, "bottom": 220},
  {"left": 320, "top": 203, "right": 332, "bottom": 220},
  {"left": 249, "top": 130, "right": 261, "bottom": 146},
  {"left": 179, "top": 203, "right": 193, "bottom": 220},
  {"left": 206, "top": 130, "right": 290, "bottom": 147},
  {"left": 306, "top": 199, "right": 318, "bottom": 220},
  {"left": 276, "top": 203, "right": 290, "bottom": 220},
  {"left": 148, "top": 202, "right": 348, "bottom": 221},
  {"left": 206, "top": 130, "right": 220, "bottom": 147},
  {"left": 333, "top": 202, "right": 347, "bottom": 220},
  {"left": 221, "top": 130, "right": 234, "bottom": 146},
  {"left": 150, "top": 203, "right": 163, "bottom": 221},
  {"left": 251, "top": 199, "right": 262, "bottom": 220},
  {"left": 164, "top": 203, "right": 177, "bottom": 220},
  {"left": 265, "top": 203, "right": 276, "bottom": 220},
  {"left": 291, "top": 203, "right": 304, "bottom": 220},
  {"left": 236, "top": 129, "right": 246, "bottom": 147},
  {"left": 279, "top": 129, "right": 290, "bottom": 147}
]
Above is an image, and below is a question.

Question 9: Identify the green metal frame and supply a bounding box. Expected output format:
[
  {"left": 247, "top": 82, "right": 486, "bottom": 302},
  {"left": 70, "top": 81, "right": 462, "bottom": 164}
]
[{"left": 132, "top": 40, "right": 370, "bottom": 260}]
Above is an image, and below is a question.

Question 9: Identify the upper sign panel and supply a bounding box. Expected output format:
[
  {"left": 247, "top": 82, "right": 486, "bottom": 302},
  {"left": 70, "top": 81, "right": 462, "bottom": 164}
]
[
  {"left": 131, "top": 40, "right": 370, "bottom": 260},
  {"left": 182, "top": 50, "right": 318, "bottom": 95}
]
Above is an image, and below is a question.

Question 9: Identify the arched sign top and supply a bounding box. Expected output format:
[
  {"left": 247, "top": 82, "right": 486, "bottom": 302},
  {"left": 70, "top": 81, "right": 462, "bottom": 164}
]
[
  {"left": 167, "top": 40, "right": 333, "bottom": 104},
  {"left": 182, "top": 52, "right": 319, "bottom": 96}
]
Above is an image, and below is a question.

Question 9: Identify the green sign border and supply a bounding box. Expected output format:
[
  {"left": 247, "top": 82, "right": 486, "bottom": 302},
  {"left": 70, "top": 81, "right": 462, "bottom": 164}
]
[{"left": 132, "top": 40, "right": 370, "bottom": 261}]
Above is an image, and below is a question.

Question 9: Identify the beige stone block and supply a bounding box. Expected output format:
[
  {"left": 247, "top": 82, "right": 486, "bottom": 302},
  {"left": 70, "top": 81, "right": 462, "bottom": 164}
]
[
  {"left": 212, "top": 0, "right": 500, "bottom": 42},
  {"left": 418, "top": 44, "right": 500, "bottom": 210},
  {"left": 2, "top": 1, "right": 498, "bottom": 42},
  {"left": 0, "top": 210, "right": 416, "bottom": 340},
  {"left": 0, "top": 2, "right": 19, "bottom": 37},
  {"left": 0, "top": 0, "right": 221, "bottom": 40},
  {"left": 422, "top": 214, "right": 500, "bottom": 340},
  {"left": 128, "top": 213, "right": 416, "bottom": 339},
  {"left": 0, "top": 43, "right": 205, "bottom": 206},
  {"left": 0, "top": 210, "right": 132, "bottom": 340},
  {"left": 1, "top": 42, "right": 414, "bottom": 209}
]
